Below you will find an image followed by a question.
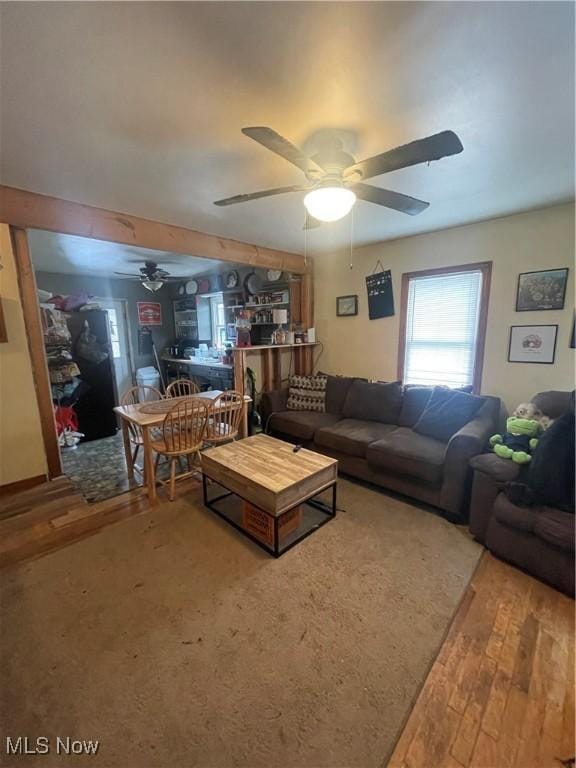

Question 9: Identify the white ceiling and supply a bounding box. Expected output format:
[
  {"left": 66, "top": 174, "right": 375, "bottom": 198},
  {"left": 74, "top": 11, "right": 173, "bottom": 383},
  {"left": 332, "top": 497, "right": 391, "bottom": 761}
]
[
  {"left": 1, "top": 2, "right": 574, "bottom": 256},
  {"left": 28, "top": 230, "right": 239, "bottom": 278}
]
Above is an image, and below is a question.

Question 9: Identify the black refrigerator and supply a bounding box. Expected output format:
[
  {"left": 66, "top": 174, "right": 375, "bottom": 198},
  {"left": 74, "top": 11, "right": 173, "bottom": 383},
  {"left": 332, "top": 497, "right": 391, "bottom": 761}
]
[{"left": 67, "top": 309, "right": 118, "bottom": 441}]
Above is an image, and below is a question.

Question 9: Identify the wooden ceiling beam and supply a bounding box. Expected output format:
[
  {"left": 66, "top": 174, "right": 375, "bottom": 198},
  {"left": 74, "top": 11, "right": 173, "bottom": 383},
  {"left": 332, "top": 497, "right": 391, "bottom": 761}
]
[{"left": 0, "top": 185, "right": 308, "bottom": 274}]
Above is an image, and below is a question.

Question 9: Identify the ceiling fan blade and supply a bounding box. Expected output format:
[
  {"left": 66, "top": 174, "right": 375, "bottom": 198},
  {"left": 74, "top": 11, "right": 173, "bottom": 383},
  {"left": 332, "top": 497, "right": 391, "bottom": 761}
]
[
  {"left": 114, "top": 272, "right": 142, "bottom": 278},
  {"left": 214, "top": 184, "right": 310, "bottom": 206},
  {"left": 303, "top": 213, "right": 322, "bottom": 230},
  {"left": 345, "top": 130, "right": 463, "bottom": 182},
  {"left": 352, "top": 183, "right": 429, "bottom": 215},
  {"left": 242, "top": 127, "right": 324, "bottom": 175}
]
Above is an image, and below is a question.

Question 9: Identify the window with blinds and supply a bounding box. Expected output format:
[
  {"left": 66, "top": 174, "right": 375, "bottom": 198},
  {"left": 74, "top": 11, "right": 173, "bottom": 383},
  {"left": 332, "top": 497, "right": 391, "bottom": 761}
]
[{"left": 402, "top": 268, "right": 484, "bottom": 389}]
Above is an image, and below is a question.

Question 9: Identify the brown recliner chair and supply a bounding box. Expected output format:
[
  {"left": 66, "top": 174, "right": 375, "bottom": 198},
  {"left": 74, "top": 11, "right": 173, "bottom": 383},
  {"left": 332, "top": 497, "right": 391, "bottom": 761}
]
[{"left": 468, "top": 390, "right": 574, "bottom": 596}]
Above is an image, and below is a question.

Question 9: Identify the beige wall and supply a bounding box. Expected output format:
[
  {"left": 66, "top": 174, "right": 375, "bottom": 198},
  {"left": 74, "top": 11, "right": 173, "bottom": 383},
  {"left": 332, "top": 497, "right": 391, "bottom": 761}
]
[
  {"left": 314, "top": 203, "right": 575, "bottom": 413},
  {"left": 0, "top": 224, "right": 47, "bottom": 486}
]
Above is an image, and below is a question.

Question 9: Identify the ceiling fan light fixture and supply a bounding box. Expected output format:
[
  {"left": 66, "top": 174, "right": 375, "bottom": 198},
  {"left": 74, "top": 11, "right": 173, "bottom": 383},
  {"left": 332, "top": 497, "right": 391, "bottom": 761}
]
[
  {"left": 303, "top": 186, "right": 356, "bottom": 223},
  {"left": 142, "top": 279, "right": 164, "bottom": 292}
]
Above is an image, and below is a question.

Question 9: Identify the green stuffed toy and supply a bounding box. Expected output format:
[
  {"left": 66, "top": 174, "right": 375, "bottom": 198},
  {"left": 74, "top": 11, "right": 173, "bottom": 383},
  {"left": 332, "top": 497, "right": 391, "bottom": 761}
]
[{"left": 489, "top": 416, "right": 540, "bottom": 464}]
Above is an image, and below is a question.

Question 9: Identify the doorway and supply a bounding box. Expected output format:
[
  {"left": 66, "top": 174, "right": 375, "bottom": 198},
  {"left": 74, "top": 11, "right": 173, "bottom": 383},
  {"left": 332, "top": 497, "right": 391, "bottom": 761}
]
[{"left": 96, "top": 298, "right": 133, "bottom": 399}]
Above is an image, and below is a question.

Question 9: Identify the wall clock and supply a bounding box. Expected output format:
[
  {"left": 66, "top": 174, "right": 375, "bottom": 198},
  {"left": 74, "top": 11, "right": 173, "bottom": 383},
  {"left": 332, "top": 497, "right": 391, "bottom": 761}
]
[
  {"left": 225, "top": 270, "right": 239, "bottom": 289},
  {"left": 185, "top": 279, "right": 198, "bottom": 295},
  {"left": 266, "top": 269, "right": 283, "bottom": 282}
]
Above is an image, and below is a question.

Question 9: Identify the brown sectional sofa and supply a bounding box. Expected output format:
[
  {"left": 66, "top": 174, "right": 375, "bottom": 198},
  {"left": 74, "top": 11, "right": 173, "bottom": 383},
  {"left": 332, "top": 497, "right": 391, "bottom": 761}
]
[
  {"left": 260, "top": 376, "right": 500, "bottom": 521},
  {"left": 469, "top": 390, "right": 574, "bottom": 595}
]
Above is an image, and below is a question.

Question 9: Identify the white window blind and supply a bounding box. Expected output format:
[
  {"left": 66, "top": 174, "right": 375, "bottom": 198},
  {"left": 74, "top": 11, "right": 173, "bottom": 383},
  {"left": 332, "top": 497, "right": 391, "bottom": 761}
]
[{"left": 403, "top": 270, "right": 483, "bottom": 388}]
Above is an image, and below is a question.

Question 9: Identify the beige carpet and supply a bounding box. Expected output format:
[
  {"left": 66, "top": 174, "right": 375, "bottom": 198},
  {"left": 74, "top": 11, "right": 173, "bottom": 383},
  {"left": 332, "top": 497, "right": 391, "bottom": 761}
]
[{"left": 0, "top": 479, "right": 481, "bottom": 768}]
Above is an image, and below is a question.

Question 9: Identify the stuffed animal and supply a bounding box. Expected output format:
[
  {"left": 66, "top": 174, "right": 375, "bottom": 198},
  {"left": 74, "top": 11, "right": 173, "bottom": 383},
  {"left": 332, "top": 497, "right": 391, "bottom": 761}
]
[
  {"left": 489, "top": 416, "right": 541, "bottom": 463},
  {"left": 513, "top": 402, "right": 543, "bottom": 421}
]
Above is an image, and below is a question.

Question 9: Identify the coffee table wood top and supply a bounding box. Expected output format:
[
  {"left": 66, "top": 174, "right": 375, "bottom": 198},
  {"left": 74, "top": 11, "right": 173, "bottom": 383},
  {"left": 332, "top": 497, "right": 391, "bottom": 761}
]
[{"left": 202, "top": 435, "right": 337, "bottom": 515}]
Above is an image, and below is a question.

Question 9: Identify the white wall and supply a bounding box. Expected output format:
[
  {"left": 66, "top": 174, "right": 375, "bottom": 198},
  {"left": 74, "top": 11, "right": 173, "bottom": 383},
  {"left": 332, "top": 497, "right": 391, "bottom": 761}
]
[{"left": 314, "top": 203, "right": 575, "bottom": 413}]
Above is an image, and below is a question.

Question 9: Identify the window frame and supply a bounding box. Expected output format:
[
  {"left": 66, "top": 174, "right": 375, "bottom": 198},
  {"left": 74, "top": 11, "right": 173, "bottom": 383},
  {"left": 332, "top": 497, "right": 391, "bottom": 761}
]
[{"left": 397, "top": 261, "right": 492, "bottom": 394}]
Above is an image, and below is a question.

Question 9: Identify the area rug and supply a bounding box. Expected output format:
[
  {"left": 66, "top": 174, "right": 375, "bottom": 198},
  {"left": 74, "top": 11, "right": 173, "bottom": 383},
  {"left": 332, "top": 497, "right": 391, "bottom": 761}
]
[{"left": 0, "top": 479, "right": 482, "bottom": 768}]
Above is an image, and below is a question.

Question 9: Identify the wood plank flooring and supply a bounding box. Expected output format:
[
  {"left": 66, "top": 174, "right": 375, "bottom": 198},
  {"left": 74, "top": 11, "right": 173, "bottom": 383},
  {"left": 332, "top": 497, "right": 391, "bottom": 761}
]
[
  {"left": 0, "top": 474, "right": 200, "bottom": 568},
  {"left": 388, "top": 552, "right": 575, "bottom": 768}
]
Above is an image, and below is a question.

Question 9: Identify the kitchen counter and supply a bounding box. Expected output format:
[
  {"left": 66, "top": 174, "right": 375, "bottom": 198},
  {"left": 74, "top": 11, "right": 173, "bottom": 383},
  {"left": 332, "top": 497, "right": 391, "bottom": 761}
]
[
  {"left": 161, "top": 356, "right": 233, "bottom": 370},
  {"left": 231, "top": 342, "right": 319, "bottom": 352}
]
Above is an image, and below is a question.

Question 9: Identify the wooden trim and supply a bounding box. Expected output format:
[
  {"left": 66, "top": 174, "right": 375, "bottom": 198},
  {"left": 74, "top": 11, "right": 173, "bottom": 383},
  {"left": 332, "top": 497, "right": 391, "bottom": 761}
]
[
  {"left": 474, "top": 262, "right": 492, "bottom": 392},
  {"left": 0, "top": 297, "right": 7, "bottom": 343},
  {"left": 0, "top": 473, "right": 47, "bottom": 498},
  {"left": 0, "top": 185, "right": 307, "bottom": 274},
  {"left": 9, "top": 227, "right": 63, "bottom": 479},
  {"left": 396, "top": 261, "right": 492, "bottom": 394}
]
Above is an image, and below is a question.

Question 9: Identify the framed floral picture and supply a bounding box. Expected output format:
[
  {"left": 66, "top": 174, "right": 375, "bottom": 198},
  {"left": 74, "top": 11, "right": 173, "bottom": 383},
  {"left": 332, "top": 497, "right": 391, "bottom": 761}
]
[
  {"left": 516, "top": 268, "right": 568, "bottom": 311},
  {"left": 336, "top": 295, "right": 358, "bottom": 317},
  {"left": 508, "top": 324, "right": 558, "bottom": 364}
]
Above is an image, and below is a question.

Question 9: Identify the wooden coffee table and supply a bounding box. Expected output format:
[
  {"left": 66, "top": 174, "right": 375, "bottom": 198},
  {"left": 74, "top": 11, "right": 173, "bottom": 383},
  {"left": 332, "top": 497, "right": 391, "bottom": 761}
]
[{"left": 201, "top": 435, "right": 338, "bottom": 557}]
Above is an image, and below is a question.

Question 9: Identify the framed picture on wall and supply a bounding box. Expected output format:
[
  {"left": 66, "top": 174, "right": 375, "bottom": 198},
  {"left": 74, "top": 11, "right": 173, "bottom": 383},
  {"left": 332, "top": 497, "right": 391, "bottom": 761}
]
[
  {"left": 515, "top": 268, "right": 568, "bottom": 311},
  {"left": 336, "top": 295, "right": 358, "bottom": 317},
  {"left": 508, "top": 324, "right": 558, "bottom": 364}
]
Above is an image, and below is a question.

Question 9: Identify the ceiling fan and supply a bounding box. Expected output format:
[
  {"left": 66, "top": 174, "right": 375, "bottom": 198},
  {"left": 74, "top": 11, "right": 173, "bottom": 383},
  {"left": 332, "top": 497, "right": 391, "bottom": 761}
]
[
  {"left": 214, "top": 127, "right": 463, "bottom": 227},
  {"left": 114, "top": 261, "right": 180, "bottom": 292}
]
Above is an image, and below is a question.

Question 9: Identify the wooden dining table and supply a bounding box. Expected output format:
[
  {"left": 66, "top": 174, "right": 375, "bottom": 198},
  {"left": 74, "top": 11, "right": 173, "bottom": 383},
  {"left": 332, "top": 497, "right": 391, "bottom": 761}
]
[{"left": 113, "top": 390, "right": 252, "bottom": 504}]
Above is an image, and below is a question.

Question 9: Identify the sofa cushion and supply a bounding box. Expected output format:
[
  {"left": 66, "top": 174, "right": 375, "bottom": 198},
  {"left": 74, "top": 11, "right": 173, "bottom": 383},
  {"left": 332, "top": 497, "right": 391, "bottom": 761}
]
[
  {"left": 399, "top": 385, "right": 473, "bottom": 427},
  {"left": 532, "top": 390, "right": 574, "bottom": 419},
  {"left": 493, "top": 494, "right": 537, "bottom": 533},
  {"left": 413, "top": 387, "right": 485, "bottom": 442},
  {"left": 534, "top": 508, "right": 575, "bottom": 553},
  {"left": 314, "top": 419, "right": 397, "bottom": 457},
  {"left": 319, "top": 373, "right": 357, "bottom": 415},
  {"left": 366, "top": 427, "right": 446, "bottom": 484},
  {"left": 268, "top": 411, "right": 341, "bottom": 442},
  {"left": 341, "top": 380, "right": 403, "bottom": 424}
]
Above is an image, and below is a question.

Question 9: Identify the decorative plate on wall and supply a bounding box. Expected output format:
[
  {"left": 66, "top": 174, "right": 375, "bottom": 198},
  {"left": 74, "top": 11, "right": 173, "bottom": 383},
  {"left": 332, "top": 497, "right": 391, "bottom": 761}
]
[
  {"left": 225, "top": 270, "right": 239, "bottom": 289},
  {"left": 244, "top": 271, "right": 263, "bottom": 295},
  {"left": 266, "top": 269, "right": 283, "bottom": 282},
  {"left": 185, "top": 279, "right": 198, "bottom": 295}
]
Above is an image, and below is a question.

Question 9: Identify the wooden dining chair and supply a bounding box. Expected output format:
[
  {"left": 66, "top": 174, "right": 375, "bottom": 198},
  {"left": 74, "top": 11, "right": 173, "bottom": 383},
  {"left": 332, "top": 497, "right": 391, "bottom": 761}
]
[
  {"left": 120, "top": 385, "right": 163, "bottom": 474},
  {"left": 166, "top": 378, "right": 200, "bottom": 398},
  {"left": 151, "top": 398, "right": 209, "bottom": 501},
  {"left": 204, "top": 390, "right": 244, "bottom": 447}
]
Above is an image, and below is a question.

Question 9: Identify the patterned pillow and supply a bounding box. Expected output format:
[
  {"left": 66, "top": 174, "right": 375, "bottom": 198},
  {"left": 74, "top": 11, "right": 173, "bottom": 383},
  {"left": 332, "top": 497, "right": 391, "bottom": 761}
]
[{"left": 286, "top": 374, "right": 327, "bottom": 412}]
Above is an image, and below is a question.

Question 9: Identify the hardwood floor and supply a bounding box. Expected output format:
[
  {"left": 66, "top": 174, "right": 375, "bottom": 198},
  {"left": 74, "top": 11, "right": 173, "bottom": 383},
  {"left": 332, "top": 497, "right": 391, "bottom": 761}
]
[
  {"left": 1, "top": 479, "right": 574, "bottom": 767},
  {"left": 0, "top": 474, "right": 200, "bottom": 568},
  {"left": 388, "top": 552, "right": 575, "bottom": 768}
]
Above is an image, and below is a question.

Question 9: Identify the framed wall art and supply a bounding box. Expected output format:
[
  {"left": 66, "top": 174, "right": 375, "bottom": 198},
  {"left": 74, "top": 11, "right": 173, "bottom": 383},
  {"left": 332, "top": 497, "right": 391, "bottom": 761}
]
[
  {"left": 336, "top": 295, "right": 358, "bottom": 317},
  {"left": 515, "top": 268, "right": 568, "bottom": 311},
  {"left": 508, "top": 324, "right": 558, "bottom": 364}
]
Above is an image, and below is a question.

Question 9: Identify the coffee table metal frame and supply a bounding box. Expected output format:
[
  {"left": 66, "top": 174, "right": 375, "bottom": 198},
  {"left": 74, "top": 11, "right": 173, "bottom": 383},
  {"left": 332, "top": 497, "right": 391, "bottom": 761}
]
[{"left": 202, "top": 473, "right": 337, "bottom": 558}]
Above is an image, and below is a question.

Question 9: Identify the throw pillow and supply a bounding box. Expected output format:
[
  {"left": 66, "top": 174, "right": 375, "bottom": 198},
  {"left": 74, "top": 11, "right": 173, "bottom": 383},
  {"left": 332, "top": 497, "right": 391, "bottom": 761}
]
[
  {"left": 413, "top": 387, "right": 485, "bottom": 442},
  {"left": 286, "top": 374, "right": 327, "bottom": 412},
  {"left": 341, "top": 380, "right": 403, "bottom": 423},
  {"left": 398, "top": 384, "right": 474, "bottom": 427}
]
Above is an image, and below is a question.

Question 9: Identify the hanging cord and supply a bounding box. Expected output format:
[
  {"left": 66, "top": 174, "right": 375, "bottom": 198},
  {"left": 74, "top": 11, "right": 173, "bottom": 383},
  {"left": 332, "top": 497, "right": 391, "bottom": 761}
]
[
  {"left": 349, "top": 206, "right": 354, "bottom": 270},
  {"left": 304, "top": 221, "right": 308, "bottom": 268}
]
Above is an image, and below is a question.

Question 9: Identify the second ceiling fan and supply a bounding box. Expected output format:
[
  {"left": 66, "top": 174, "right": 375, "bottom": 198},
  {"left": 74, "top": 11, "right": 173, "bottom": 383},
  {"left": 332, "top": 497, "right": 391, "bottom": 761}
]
[{"left": 214, "top": 127, "right": 463, "bottom": 227}]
